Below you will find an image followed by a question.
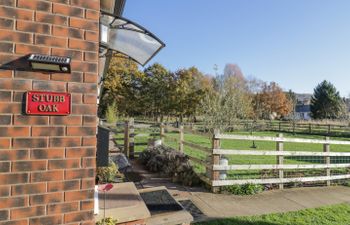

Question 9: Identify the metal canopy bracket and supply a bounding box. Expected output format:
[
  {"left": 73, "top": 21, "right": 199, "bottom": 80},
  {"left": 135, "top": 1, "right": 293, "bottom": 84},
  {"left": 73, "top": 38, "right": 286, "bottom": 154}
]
[{"left": 100, "top": 12, "right": 165, "bottom": 66}]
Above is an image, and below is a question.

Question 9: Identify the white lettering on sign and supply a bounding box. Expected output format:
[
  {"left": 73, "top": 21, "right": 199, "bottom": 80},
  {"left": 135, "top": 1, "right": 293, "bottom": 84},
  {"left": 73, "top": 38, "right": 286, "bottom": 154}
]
[{"left": 32, "top": 94, "right": 65, "bottom": 103}]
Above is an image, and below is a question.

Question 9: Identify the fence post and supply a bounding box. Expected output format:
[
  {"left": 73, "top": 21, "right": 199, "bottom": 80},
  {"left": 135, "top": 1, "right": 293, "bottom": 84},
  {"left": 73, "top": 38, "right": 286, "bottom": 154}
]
[
  {"left": 278, "top": 121, "right": 281, "bottom": 131},
  {"left": 328, "top": 125, "right": 331, "bottom": 135},
  {"left": 129, "top": 118, "right": 135, "bottom": 159},
  {"left": 179, "top": 125, "right": 184, "bottom": 152},
  {"left": 277, "top": 133, "right": 284, "bottom": 189},
  {"left": 211, "top": 129, "right": 221, "bottom": 193},
  {"left": 124, "top": 120, "right": 130, "bottom": 158},
  {"left": 309, "top": 123, "right": 312, "bottom": 134},
  {"left": 324, "top": 137, "right": 331, "bottom": 186},
  {"left": 160, "top": 123, "right": 165, "bottom": 144},
  {"left": 269, "top": 121, "right": 273, "bottom": 131},
  {"left": 292, "top": 122, "right": 295, "bottom": 135}
]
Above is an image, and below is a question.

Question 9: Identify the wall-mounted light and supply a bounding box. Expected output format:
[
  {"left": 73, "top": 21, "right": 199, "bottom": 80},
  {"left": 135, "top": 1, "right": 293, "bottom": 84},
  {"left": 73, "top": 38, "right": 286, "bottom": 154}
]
[{"left": 28, "top": 54, "right": 71, "bottom": 73}]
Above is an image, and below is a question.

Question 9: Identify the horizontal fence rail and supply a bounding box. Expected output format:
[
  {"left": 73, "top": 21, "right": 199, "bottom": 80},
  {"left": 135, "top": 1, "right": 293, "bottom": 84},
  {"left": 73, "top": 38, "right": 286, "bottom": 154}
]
[
  {"left": 213, "top": 149, "right": 350, "bottom": 156},
  {"left": 164, "top": 126, "right": 181, "bottom": 132},
  {"left": 211, "top": 133, "right": 350, "bottom": 190},
  {"left": 213, "top": 174, "right": 350, "bottom": 186},
  {"left": 212, "top": 167, "right": 349, "bottom": 187},
  {"left": 161, "top": 134, "right": 179, "bottom": 143},
  {"left": 213, "top": 164, "right": 350, "bottom": 171},
  {"left": 182, "top": 141, "right": 211, "bottom": 153},
  {"left": 179, "top": 120, "right": 350, "bottom": 138},
  {"left": 215, "top": 134, "right": 350, "bottom": 145},
  {"left": 156, "top": 123, "right": 350, "bottom": 192},
  {"left": 183, "top": 127, "right": 212, "bottom": 138},
  {"left": 188, "top": 155, "right": 207, "bottom": 165}
]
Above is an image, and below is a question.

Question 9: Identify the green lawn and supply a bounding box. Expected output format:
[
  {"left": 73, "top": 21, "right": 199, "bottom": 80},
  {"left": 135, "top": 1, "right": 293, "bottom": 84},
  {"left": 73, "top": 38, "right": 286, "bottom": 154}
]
[
  {"left": 196, "top": 203, "right": 350, "bottom": 225},
  {"left": 113, "top": 126, "right": 350, "bottom": 180},
  {"left": 164, "top": 130, "right": 350, "bottom": 179}
]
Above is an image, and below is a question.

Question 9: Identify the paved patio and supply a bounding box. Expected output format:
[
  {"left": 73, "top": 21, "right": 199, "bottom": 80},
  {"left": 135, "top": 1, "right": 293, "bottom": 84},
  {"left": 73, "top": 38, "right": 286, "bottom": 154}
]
[
  {"left": 189, "top": 186, "right": 350, "bottom": 219},
  {"left": 131, "top": 159, "right": 350, "bottom": 221}
]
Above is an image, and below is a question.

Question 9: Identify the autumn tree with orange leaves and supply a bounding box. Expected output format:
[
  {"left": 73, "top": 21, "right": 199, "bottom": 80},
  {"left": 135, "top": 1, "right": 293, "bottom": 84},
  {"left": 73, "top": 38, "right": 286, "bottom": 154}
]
[{"left": 253, "top": 82, "right": 292, "bottom": 119}]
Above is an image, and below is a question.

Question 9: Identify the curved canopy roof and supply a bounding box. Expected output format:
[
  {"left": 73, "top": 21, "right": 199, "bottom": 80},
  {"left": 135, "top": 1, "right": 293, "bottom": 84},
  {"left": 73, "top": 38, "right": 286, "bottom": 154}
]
[{"left": 100, "top": 13, "right": 165, "bottom": 66}]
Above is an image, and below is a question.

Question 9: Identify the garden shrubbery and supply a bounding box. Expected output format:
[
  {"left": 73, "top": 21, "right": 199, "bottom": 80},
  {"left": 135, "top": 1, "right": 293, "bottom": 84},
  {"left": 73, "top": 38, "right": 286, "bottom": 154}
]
[
  {"left": 139, "top": 145, "right": 201, "bottom": 186},
  {"left": 96, "top": 161, "right": 120, "bottom": 184},
  {"left": 96, "top": 217, "right": 117, "bottom": 225}
]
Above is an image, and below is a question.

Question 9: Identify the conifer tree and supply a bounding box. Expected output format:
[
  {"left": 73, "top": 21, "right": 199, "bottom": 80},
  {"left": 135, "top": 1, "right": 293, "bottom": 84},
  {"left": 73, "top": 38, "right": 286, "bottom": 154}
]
[{"left": 310, "top": 80, "right": 344, "bottom": 119}]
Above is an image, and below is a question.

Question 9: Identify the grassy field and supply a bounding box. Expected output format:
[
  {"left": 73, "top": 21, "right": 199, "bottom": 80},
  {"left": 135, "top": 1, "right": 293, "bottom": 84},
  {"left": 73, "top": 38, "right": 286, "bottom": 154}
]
[
  {"left": 196, "top": 203, "right": 350, "bottom": 225},
  {"left": 163, "top": 130, "right": 350, "bottom": 178},
  {"left": 113, "top": 125, "right": 350, "bottom": 180}
]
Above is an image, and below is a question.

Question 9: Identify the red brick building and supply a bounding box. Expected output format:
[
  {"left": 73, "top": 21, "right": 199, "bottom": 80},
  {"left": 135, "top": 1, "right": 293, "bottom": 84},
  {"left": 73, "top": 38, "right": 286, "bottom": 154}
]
[
  {"left": 0, "top": 0, "right": 99, "bottom": 224},
  {"left": 0, "top": 0, "right": 164, "bottom": 224}
]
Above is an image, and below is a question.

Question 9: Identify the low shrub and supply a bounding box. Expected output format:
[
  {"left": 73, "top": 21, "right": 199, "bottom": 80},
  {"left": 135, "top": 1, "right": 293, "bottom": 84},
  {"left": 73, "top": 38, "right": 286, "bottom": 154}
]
[
  {"left": 96, "top": 217, "right": 118, "bottom": 225},
  {"left": 139, "top": 145, "right": 201, "bottom": 186},
  {"left": 222, "top": 183, "right": 263, "bottom": 195},
  {"left": 96, "top": 162, "right": 118, "bottom": 184}
]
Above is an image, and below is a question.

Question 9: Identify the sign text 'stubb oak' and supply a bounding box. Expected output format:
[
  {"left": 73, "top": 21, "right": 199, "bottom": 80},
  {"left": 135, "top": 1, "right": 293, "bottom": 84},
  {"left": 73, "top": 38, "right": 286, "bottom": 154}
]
[{"left": 26, "top": 91, "right": 72, "bottom": 115}]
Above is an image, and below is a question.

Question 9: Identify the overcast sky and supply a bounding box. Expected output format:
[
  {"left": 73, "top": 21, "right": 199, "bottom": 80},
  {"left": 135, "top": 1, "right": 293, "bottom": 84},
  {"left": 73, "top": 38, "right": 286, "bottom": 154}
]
[{"left": 124, "top": 0, "right": 350, "bottom": 97}]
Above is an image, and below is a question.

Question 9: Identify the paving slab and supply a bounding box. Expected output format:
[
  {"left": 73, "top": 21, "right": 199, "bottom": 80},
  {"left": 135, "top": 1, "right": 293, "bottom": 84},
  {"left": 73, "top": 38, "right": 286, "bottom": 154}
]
[
  {"left": 95, "top": 182, "right": 151, "bottom": 223},
  {"left": 130, "top": 159, "right": 350, "bottom": 220},
  {"left": 190, "top": 186, "right": 350, "bottom": 218},
  {"left": 139, "top": 186, "right": 193, "bottom": 225}
]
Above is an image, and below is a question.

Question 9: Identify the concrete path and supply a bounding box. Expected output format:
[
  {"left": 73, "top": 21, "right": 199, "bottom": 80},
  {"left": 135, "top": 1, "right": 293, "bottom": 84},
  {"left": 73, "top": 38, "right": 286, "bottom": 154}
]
[
  {"left": 189, "top": 186, "right": 350, "bottom": 219},
  {"left": 131, "top": 160, "right": 350, "bottom": 221}
]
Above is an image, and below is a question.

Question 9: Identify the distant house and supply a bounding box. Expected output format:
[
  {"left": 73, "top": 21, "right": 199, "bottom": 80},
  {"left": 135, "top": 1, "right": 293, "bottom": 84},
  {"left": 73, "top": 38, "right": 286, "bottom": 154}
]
[
  {"left": 296, "top": 93, "right": 312, "bottom": 105},
  {"left": 286, "top": 93, "right": 312, "bottom": 120},
  {"left": 295, "top": 104, "right": 311, "bottom": 120},
  {"left": 289, "top": 94, "right": 350, "bottom": 120}
]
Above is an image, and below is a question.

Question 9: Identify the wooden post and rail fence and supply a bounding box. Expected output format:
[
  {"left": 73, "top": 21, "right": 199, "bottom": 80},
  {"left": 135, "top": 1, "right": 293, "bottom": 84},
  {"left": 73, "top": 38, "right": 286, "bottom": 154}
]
[
  {"left": 159, "top": 123, "right": 350, "bottom": 193},
  {"left": 123, "top": 119, "right": 350, "bottom": 141},
  {"left": 123, "top": 118, "right": 135, "bottom": 159},
  {"left": 119, "top": 120, "right": 350, "bottom": 193},
  {"left": 238, "top": 120, "right": 350, "bottom": 137}
]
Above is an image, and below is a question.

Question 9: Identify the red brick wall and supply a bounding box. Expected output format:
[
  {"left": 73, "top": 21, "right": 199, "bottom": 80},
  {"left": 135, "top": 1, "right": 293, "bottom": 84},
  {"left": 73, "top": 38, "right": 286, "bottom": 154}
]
[{"left": 0, "top": 0, "right": 99, "bottom": 224}]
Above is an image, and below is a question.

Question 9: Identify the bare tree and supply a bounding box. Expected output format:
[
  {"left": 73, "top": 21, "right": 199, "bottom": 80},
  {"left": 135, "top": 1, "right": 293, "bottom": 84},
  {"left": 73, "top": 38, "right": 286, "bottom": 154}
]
[
  {"left": 201, "top": 75, "right": 252, "bottom": 134},
  {"left": 223, "top": 63, "right": 244, "bottom": 81}
]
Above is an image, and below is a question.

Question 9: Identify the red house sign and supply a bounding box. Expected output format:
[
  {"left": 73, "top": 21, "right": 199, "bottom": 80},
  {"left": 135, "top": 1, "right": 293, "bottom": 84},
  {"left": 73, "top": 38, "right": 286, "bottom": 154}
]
[{"left": 26, "top": 91, "right": 71, "bottom": 115}]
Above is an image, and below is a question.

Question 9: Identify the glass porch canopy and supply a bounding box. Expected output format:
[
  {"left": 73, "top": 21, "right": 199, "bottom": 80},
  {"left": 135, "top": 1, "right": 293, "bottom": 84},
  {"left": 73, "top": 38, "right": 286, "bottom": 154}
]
[{"left": 100, "top": 13, "right": 165, "bottom": 66}]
